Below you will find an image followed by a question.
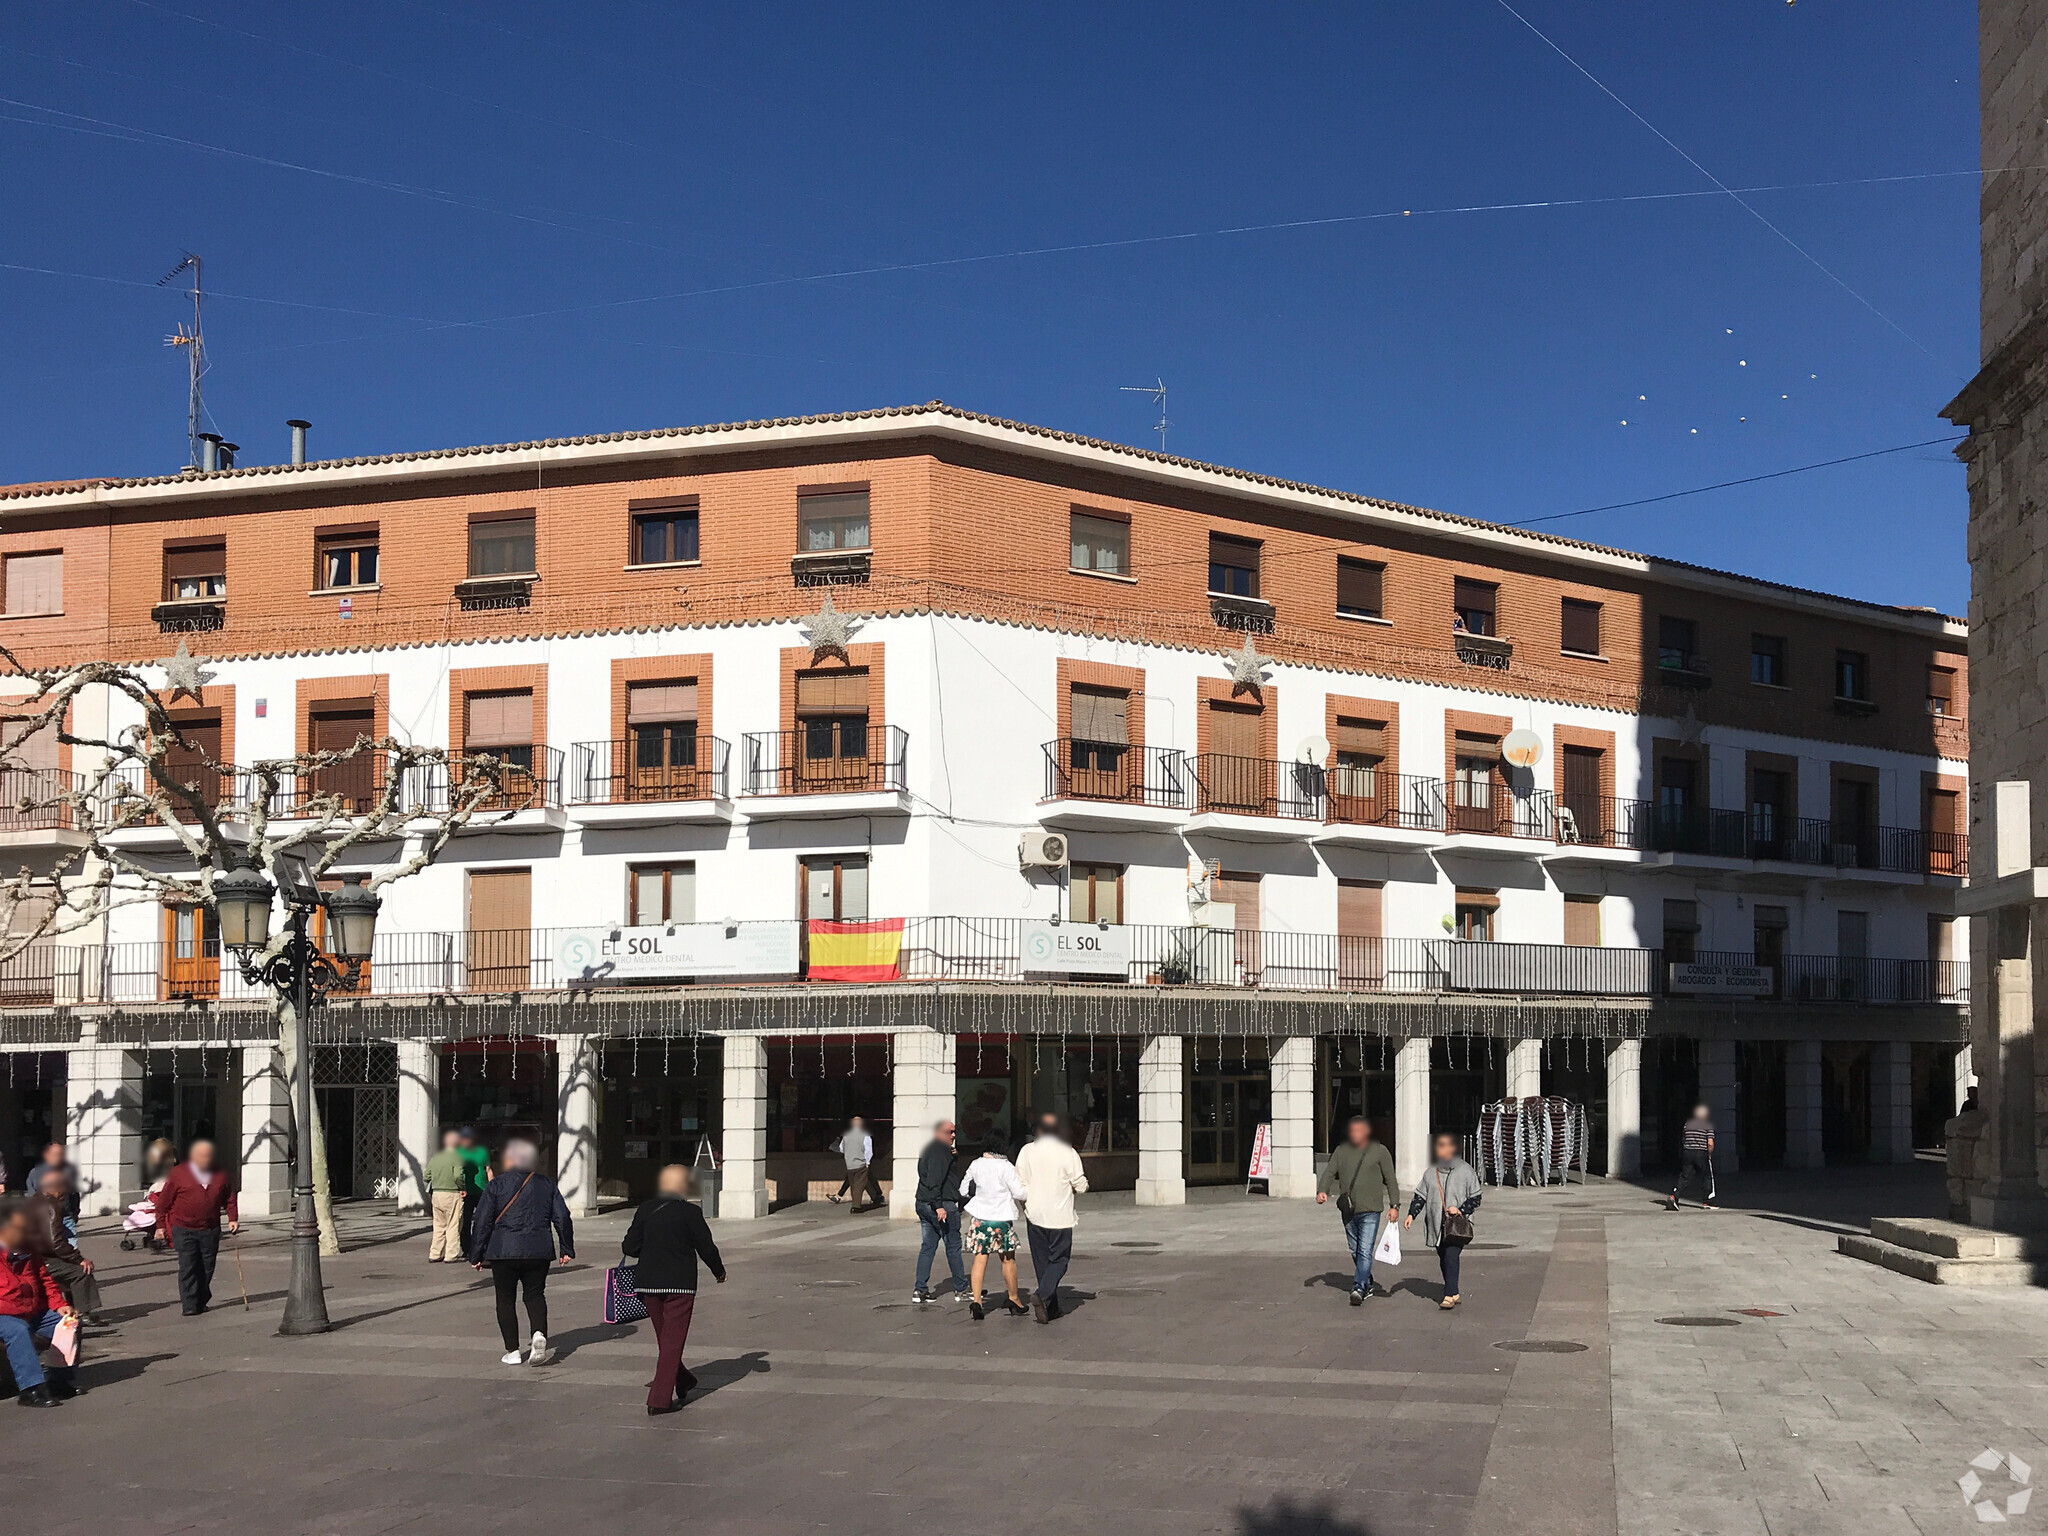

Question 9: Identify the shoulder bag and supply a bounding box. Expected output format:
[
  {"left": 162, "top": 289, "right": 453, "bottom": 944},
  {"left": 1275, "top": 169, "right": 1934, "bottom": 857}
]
[{"left": 1438, "top": 1168, "right": 1474, "bottom": 1246}]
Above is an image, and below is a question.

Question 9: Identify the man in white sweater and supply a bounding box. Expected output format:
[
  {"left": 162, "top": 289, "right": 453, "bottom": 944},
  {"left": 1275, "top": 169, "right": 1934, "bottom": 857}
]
[{"left": 1015, "top": 1112, "right": 1089, "bottom": 1324}]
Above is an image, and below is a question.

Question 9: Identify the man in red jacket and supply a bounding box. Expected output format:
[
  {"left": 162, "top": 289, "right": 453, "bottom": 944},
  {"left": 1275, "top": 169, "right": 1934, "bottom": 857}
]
[
  {"left": 154, "top": 1138, "right": 240, "bottom": 1316},
  {"left": 0, "top": 1203, "right": 79, "bottom": 1407}
]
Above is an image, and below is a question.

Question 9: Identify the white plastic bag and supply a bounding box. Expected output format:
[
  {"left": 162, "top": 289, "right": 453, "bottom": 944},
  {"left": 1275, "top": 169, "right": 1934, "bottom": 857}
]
[{"left": 1373, "top": 1219, "right": 1402, "bottom": 1267}]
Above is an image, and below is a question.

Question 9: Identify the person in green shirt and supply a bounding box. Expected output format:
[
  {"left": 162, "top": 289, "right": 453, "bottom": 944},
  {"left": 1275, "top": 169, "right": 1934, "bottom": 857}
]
[
  {"left": 424, "top": 1129, "right": 470, "bottom": 1262},
  {"left": 1316, "top": 1116, "right": 1400, "bottom": 1305},
  {"left": 455, "top": 1128, "right": 492, "bottom": 1259}
]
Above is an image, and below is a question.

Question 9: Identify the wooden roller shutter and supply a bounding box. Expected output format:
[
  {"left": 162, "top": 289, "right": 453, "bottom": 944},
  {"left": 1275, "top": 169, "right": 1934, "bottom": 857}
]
[{"left": 795, "top": 670, "right": 869, "bottom": 714}]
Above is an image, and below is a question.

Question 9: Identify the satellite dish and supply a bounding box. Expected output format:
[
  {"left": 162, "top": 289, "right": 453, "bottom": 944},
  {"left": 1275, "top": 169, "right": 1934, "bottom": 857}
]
[
  {"left": 1295, "top": 734, "right": 1331, "bottom": 769},
  {"left": 1502, "top": 728, "right": 1543, "bottom": 769}
]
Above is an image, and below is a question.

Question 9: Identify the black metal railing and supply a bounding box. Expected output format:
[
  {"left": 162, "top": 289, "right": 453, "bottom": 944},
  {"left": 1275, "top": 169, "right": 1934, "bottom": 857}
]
[
  {"left": 1191, "top": 754, "right": 1325, "bottom": 820},
  {"left": 569, "top": 736, "right": 732, "bottom": 804},
  {"left": 1040, "top": 741, "right": 1193, "bottom": 809},
  {"left": 403, "top": 747, "right": 565, "bottom": 815},
  {"left": 1670, "top": 949, "right": 1970, "bottom": 1005},
  {"left": 1443, "top": 780, "right": 1557, "bottom": 840},
  {"left": 742, "top": 726, "right": 909, "bottom": 797},
  {"left": 0, "top": 768, "right": 87, "bottom": 832},
  {"left": 1324, "top": 769, "right": 1446, "bottom": 832}
]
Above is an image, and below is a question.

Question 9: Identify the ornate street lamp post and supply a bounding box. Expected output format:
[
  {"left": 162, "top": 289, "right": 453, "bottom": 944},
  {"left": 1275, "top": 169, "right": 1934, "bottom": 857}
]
[{"left": 217, "top": 856, "right": 381, "bottom": 1336}]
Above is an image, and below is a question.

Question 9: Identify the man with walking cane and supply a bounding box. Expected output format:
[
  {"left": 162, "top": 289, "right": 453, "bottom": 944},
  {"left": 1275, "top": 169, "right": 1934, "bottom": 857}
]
[{"left": 153, "top": 1138, "right": 240, "bottom": 1316}]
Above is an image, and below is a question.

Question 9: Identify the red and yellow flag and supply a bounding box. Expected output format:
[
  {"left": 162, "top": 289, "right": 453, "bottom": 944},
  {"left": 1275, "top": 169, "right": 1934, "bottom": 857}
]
[{"left": 807, "top": 919, "right": 904, "bottom": 982}]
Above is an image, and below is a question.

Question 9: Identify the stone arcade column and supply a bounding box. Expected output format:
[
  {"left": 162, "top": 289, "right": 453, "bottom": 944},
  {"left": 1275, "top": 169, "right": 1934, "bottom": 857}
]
[
  {"left": 720, "top": 1034, "right": 770, "bottom": 1219},
  {"left": 554, "top": 1035, "right": 600, "bottom": 1216},
  {"left": 1698, "top": 1038, "right": 1740, "bottom": 1176},
  {"left": 1394, "top": 1036, "right": 1431, "bottom": 1194},
  {"left": 1869, "top": 1038, "right": 1916, "bottom": 1166},
  {"left": 394, "top": 1040, "right": 440, "bottom": 1217},
  {"left": 1267, "top": 1037, "right": 1316, "bottom": 1198},
  {"left": 1784, "top": 1038, "right": 1825, "bottom": 1170},
  {"left": 1505, "top": 1038, "right": 1543, "bottom": 1101},
  {"left": 67, "top": 1039, "right": 143, "bottom": 1218},
  {"left": 891, "top": 1030, "right": 956, "bottom": 1219},
  {"left": 1136, "top": 1035, "right": 1185, "bottom": 1207},
  {"left": 1604, "top": 1038, "right": 1641, "bottom": 1178},
  {"left": 238, "top": 1045, "right": 294, "bottom": 1218}
]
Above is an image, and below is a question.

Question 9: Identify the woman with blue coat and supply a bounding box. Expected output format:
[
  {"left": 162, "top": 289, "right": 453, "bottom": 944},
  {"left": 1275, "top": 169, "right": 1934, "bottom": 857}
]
[{"left": 469, "top": 1138, "right": 575, "bottom": 1365}]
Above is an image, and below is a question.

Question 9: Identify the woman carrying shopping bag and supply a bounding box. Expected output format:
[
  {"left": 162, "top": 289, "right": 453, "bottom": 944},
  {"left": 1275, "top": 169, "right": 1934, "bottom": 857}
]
[{"left": 1404, "top": 1132, "right": 1482, "bottom": 1310}]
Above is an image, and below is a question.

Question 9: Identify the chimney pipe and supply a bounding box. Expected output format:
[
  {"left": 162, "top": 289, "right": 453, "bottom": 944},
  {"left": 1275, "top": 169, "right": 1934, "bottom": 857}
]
[
  {"left": 218, "top": 442, "right": 239, "bottom": 470},
  {"left": 198, "top": 432, "right": 221, "bottom": 472},
  {"left": 287, "top": 419, "right": 310, "bottom": 465}
]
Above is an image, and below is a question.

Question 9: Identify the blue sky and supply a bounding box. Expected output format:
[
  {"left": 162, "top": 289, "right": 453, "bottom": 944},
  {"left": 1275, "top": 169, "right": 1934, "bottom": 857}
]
[{"left": 1, "top": 2, "right": 1979, "bottom": 611}]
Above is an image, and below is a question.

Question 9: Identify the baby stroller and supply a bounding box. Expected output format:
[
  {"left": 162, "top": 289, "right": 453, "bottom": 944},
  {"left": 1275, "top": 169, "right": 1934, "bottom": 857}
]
[{"left": 118, "top": 1196, "right": 160, "bottom": 1252}]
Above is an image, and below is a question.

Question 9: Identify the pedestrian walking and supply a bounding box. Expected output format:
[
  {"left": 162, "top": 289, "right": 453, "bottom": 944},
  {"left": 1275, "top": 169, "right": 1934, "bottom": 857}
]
[
  {"left": 423, "top": 1129, "right": 470, "bottom": 1262},
  {"left": 455, "top": 1127, "right": 490, "bottom": 1248},
  {"left": 1315, "top": 1115, "right": 1400, "bottom": 1306},
  {"left": 21, "top": 1169, "right": 105, "bottom": 1322},
  {"left": 469, "top": 1138, "right": 574, "bottom": 1366},
  {"left": 958, "top": 1138, "right": 1030, "bottom": 1321},
  {"left": 1015, "top": 1110, "right": 1088, "bottom": 1324},
  {"left": 830, "top": 1116, "right": 883, "bottom": 1213},
  {"left": 621, "top": 1164, "right": 725, "bottom": 1416},
  {"left": 1404, "top": 1133, "right": 1482, "bottom": 1310},
  {"left": 153, "top": 1138, "right": 239, "bottom": 1316},
  {"left": 911, "top": 1119, "right": 968, "bottom": 1304},
  {"left": 1668, "top": 1105, "right": 1718, "bottom": 1210},
  {"left": 0, "top": 1204, "right": 80, "bottom": 1408}
]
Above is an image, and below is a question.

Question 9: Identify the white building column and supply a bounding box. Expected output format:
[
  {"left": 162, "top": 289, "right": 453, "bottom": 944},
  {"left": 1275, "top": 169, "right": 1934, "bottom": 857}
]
[
  {"left": 1784, "top": 1039, "right": 1824, "bottom": 1169},
  {"left": 1870, "top": 1038, "right": 1915, "bottom": 1165},
  {"left": 720, "top": 1034, "right": 770, "bottom": 1219},
  {"left": 553, "top": 1034, "right": 600, "bottom": 1216},
  {"left": 237, "top": 1045, "right": 294, "bottom": 1218},
  {"left": 1267, "top": 1037, "right": 1316, "bottom": 1198},
  {"left": 1953, "top": 1042, "right": 1975, "bottom": 1116},
  {"left": 66, "top": 1042, "right": 142, "bottom": 1218},
  {"left": 1604, "top": 1038, "right": 1641, "bottom": 1178},
  {"left": 891, "top": 1030, "right": 956, "bottom": 1219},
  {"left": 1698, "top": 1037, "right": 1740, "bottom": 1175},
  {"left": 1394, "top": 1036, "right": 1431, "bottom": 1193},
  {"left": 393, "top": 1040, "right": 439, "bottom": 1217},
  {"left": 1506, "top": 1038, "right": 1543, "bottom": 1100},
  {"left": 1136, "top": 1035, "right": 1185, "bottom": 1206}
]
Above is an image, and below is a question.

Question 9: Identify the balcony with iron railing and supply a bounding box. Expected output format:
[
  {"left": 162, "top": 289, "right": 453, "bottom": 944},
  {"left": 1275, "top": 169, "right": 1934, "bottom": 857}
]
[
  {"left": 1039, "top": 740, "right": 1193, "bottom": 829},
  {"left": 741, "top": 726, "right": 910, "bottom": 812},
  {"left": 401, "top": 748, "right": 566, "bottom": 827},
  {"left": 1442, "top": 780, "right": 1557, "bottom": 843},
  {"left": 1563, "top": 798, "right": 1969, "bottom": 878},
  {"left": 568, "top": 736, "right": 733, "bottom": 826},
  {"left": 0, "top": 768, "right": 90, "bottom": 840},
  {"left": 1189, "top": 753, "right": 1325, "bottom": 827},
  {"left": 0, "top": 923, "right": 1970, "bottom": 1009}
]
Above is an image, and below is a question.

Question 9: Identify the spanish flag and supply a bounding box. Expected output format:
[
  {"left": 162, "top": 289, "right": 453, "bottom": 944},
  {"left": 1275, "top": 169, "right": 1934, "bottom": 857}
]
[{"left": 807, "top": 919, "right": 905, "bottom": 982}]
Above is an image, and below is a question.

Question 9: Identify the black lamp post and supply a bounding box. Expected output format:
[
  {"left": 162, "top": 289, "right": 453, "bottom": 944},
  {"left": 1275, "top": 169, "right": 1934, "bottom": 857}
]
[{"left": 217, "top": 857, "right": 381, "bottom": 1337}]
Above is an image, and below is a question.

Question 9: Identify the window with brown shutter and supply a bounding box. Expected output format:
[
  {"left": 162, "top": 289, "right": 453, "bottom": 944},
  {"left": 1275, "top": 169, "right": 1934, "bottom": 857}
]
[
  {"left": 467, "top": 516, "right": 535, "bottom": 578},
  {"left": 315, "top": 531, "right": 379, "bottom": 590},
  {"left": 1208, "top": 534, "right": 1260, "bottom": 598},
  {"left": 1561, "top": 598, "right": 1602, "bottom": 656},
  {"left": 1336, "top": 558, "right": 1384, "bottom": 620},
  {"left": 1070, "top": 686, "right": 1129, "bottom": 746},
  {"left": 1330, "top": 716, "right": 1384, "bottom": 807},
  {"left": 795, "top": 669, "right": 870, "bottom": 787},
  {"left": 1561, "top": 745, "right": 1603, "bottom": 836},
  {"left": 161, "top": 713, "right": 222, "bottom": 811},
  {"left": 1453, "top": 578, "right": 1497, "bottom": 635},
  {"left": 3, "top": 552, "right": 61, "bottom": 616},
  {"left": 1563, "top": 894, "right": 1601, "bottom": 947},
  {"left": 1927, "top": 665, "right": 1956, "bottom": 716},
  {"left": 794, "top": 670, "right": 870, "bottom": 714},
  {"left": 1337, "top": 877, "right": 1383, "bottom": 986},
  {"left": 1069, "top": 862, "right": 1123, "bottom": 924},
  {"left": 163, "top": 544, "right": 225, "bottom": 602},
  {"left": 627, "top": 682, "right": 697, "bottom": 724},
  {"left": 467, "top": 869, "right": 532, "bottom": 989},
  {"left": 463, "top": 691, "right": 534, "bottom": 773},
  {"left": 310, "top": 704, "right": 376, "bottom": 808},
  {"left": 627, "top": 682, "right": 700, "bottom": 784}
]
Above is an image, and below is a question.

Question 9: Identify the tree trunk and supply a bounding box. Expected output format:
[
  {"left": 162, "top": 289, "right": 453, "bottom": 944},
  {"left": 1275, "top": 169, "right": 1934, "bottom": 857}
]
[{"left": 276, "top": 1004, "right": 341, "bottom": 1258}]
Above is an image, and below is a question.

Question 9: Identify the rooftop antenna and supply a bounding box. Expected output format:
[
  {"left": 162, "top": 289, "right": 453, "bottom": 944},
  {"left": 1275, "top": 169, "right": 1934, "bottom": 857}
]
[
  {"left": 1120, "top": 378, "right": 1169, "bottom": 453},
  {"left": 159, "top": 252, "right": 205, "bottom": 469}
]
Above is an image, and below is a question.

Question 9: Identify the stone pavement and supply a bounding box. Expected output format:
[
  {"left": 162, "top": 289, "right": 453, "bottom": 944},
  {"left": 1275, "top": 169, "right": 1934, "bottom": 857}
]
[{"left": 0, "top": 1161, "right": 2039, "bottom": 1535}]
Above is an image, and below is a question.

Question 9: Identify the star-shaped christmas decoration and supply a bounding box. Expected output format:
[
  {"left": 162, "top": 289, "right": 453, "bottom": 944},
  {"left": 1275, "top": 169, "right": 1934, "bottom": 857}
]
[
  {"left": 159, "top": 640, "right": 216, "bottom": 705},
  {"left": 1674, "top": 703, "right": 1706, "bottom": 749},
  {"left": 799, "top": 593, "right": 860, "bottom": 665},
  {"left": 1223, "top": 633, "right": 1275, "bottom": 699}
]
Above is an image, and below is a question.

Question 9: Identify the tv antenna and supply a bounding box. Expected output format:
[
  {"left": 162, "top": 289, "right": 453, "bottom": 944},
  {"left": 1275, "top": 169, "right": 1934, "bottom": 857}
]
[
  {"left": 1120, "top": 378, "right": 1170, "bottom": 452},
  {"left": 159, "top": 253, "right": 205, "bottom": 469}
]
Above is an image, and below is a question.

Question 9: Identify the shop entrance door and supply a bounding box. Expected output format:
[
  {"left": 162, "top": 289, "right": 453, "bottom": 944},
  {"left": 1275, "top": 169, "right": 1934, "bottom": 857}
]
[{"left": 1189, "top": 1075, "right": 1270, "bottom": 1182}]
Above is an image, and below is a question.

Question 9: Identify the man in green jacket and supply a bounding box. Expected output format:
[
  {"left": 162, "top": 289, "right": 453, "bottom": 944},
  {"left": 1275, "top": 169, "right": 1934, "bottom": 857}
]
[
  {"left": 424, "top": 1130, "right": 470, "bottom": 1262},
  {"left": 1316, "top": 1116, "right": 1400, "bottom": 1305},
  {"left": 455, "top": 1127, "right": 491, "bottom": 1257}
]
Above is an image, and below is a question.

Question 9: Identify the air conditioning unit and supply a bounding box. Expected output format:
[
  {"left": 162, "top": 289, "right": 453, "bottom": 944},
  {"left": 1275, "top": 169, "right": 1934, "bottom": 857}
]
[{"left": 1019, "top": 830, "right": 1070, "bottom": 871}]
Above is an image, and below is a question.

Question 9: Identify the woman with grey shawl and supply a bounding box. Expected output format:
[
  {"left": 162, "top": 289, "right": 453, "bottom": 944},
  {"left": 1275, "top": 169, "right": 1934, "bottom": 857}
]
[{"left": 1404, "top": 1132, "right": 1482, "bottom": 1309}]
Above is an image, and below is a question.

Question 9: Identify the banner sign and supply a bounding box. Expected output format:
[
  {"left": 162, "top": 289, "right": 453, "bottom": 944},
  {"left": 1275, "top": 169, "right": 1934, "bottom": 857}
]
[
  {"left": 554, "top": 922, "right": 801, "bottom": 984},
  {"left": 1020, "top": 920, "right": 1133, "bottom": 976},
  {"left": 1668, "top": 962, "right": 1774, "bottom": 997},
  {"left": 1246, "top": 1121, "right": 1273, "bottom": 1183}
]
